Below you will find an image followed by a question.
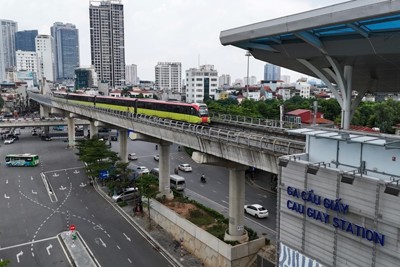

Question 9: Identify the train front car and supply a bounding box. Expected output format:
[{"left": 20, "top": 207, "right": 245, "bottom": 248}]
[{"left": 197, "top": 103, "right": 210, "bottom": 124}]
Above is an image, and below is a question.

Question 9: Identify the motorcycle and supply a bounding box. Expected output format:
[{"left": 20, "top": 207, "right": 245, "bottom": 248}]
[{"left": 200, "top": 175, "right": 206, "bottom": 183}]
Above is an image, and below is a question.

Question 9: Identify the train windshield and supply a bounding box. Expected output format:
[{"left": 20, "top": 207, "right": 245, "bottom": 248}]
[{"left": 198, "top": 105, "right": 209, "bottom": 117}]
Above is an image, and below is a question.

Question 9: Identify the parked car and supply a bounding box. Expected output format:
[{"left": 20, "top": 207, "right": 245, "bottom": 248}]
[
  {"left": 111, "top": 187, "right": 140, "bottom": 203},
  {"left": 153, "top": 154, "right": 159, "bottom": 161},
  {"left": 4, "top": 138, "right": 14, "bottom": 144},
  {"left": 178, "top": 163, "right": 192, "bottom": 172},
  {"left": 244, "top": 204, "right": 269, "bottom": 218},
  {"left": 128, "top": 153, "right": 138, "bottom": 160}
]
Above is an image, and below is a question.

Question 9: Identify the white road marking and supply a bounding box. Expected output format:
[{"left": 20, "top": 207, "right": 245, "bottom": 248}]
[
  {"left": 59, "top": 186, "right": 66, "bottom": 190},
  {"left": 74, "top": 170, "right": 80, "bottom": 174},
  {"left": 16, "top": 251, "right": 23, "bottom": 263},
  {"left": 94, "top": 237, "right": 107, "bottom": 248},
  {"left": 46, "top": 244, "right": 53, "bottom": 255},
  {"left": 31, "top": 176, "right": 33, "bottom": 180},
  {"left": 128, "top": 258, "right": 132, "bottom": 263},
  {"left": 32, "top": 190, "right": 37, "bottom": 194},
  {"left": 53, "top": 173, "right": 59, "bottom": 177},
  {"left": 6, "top": 180, "right": 8, "bottom": 184},
  {"left": 4, "top": 194, "right": 9, "bottom": 199},
  {"left": 117, "top": 245, "right": 121, "bottom": 250},
  {"left": 123, "top": 233, "right": 131, "bottom": 242},
  {"left": 79, "top": 182, "right": 87, "bottom": 187}
]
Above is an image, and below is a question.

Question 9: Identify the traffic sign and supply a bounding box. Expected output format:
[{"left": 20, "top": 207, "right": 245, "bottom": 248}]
[
  {"left": 69, "top": 224, "right": 76, "bottom": 231},
  {"left": 99, "top": 170, "right": 109, "bottom": 179}
]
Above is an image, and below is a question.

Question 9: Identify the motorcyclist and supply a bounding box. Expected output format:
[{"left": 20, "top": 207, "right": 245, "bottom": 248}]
[{"left": 201, "top": 174, "right": 206, "bottom": 183}]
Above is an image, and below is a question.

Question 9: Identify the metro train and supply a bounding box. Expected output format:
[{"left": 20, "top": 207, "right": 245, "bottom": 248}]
[{"left": 52, "top": 91, "right": 210, "bottom": 124}]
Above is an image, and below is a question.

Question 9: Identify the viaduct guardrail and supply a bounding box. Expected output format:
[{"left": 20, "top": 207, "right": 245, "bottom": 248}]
[{"left": 28, "top": 93, "right": 306, "bottom": 174}]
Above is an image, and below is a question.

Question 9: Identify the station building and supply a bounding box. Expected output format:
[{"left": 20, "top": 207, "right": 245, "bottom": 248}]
[{"left": 278, "top": 128, "right": 400, "bottom": 267}]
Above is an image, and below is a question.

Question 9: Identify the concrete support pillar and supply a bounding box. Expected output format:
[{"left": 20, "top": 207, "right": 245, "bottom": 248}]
[
  {"left": 40, "top": 105, "right": 50, "bottom": 118},
  {"left": 67, "top": 117, "right": 75, "bottom": 148},
  {"left": 342, "top": 65, "right": 353, "bottom": 130},
  {"left": 224, "top": 166, "right": 248, "bottom": 243},
  {"left": 89, "top": 121, "right": 97, "bottom": 139},
  {"left": 158, "top": 141, "right": 174, "bottom": 200},
  {"left": 119, "top": 129, "right": 128, "bottom": 163}
]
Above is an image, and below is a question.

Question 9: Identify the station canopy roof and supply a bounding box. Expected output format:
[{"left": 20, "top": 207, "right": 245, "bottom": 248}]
[{"left": 220, "top": 0, "right": 400, "bottom": 93}]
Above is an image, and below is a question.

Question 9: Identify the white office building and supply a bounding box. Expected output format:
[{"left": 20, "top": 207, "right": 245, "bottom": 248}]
[
  {"left": 16, "top": 50, "right": 40, "bottom": 85},
  {"left": 185, "top": 65, "right": 218, "bottom": 103},
  {"left": 244, "top": 75, "right": 257, "bottom": 86},
  {"left": 0, "top": 19, "right": 17, "bottom": 82},
  {"left": 35, "top": 35, "right": 55, "bottom": 82},
  {"left": 155, "top": 62, "right": 182, "bottom": 92},
  {"left": 16, "top": 50, "right": 40, "bottom": 73},
  {"left": 125, "top": 64, "right": 138, "bottom": 85}
]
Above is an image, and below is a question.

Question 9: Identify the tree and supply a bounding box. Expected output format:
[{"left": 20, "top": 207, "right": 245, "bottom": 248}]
[
  {"left": 0, "top": 259, "right": 10, "bottom": 267},
  {"left": 75, "top": 138, "right": 120, "bottom": 181},
  {"left": 136, "top": 174, "right": 159, "bottom": 228}
]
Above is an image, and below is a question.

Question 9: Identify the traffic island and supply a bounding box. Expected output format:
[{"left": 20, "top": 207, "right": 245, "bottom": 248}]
[{"left": 58, "top": 231, "right": 100, "bottom": 267}]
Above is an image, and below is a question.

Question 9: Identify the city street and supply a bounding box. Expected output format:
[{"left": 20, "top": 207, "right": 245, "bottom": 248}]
[{"left": 0, "top": 128, "right": 174, "bottom": 266}]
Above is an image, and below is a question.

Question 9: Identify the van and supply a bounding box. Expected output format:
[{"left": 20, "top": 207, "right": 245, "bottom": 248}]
[
  {"left": 170, "top": 174, "right": 186, "bottom": 191},
  {"left": 111, "top": 188, "right": 140, "bottom": 203}
]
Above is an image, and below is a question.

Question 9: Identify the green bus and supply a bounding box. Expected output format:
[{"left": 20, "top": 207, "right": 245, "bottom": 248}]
[{"left": 5, "top": 154, "right": 40, "bottom": 167}]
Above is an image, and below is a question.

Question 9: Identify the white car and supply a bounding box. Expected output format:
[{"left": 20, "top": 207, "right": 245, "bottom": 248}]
[
  {"left": 111, "top": 187, "right": 140, "bottom": 203},
  {"left": 178, "top": 163, "right": 192, "bottom": 172},
  {"left": 136, "top": 166, "right": 150, "bottom": 175},
  {"left": 153, "top": 154, "right": 159, "bottom": 161},
  {"left": 244, "top": 204, "right": 269, "bottom": 218},
  {"left": 4, "top": 138, "right": 14, "bottom": 144},
  {"left": 128, "top": 153, "right": 138, "bottom": 160}
]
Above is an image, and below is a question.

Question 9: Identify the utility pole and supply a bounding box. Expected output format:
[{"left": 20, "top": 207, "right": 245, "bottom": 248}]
[{"left": 245, "top": 51, "right": 251, "bottom": 98}]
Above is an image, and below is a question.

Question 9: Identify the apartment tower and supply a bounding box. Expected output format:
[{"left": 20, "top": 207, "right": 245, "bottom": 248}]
[
  {"left": 35, "top": 34, "right": 55, "bottom": 82},
  {"left": 51, "top": 22, "right": 80, "bottom": 82},
  {"left": 89, "top": 0, "right": 125, "bottom": 88},
  {"left": 0, "top": 19, "right": 17, "bottom": 82}
]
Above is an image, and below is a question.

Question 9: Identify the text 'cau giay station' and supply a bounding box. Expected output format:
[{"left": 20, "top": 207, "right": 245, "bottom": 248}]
[{"left": 277, "top": 128, "right": 400, "bottom": 267}]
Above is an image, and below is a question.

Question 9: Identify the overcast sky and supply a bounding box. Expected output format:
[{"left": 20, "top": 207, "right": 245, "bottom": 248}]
[{"left": 2, "top": 0, "right": 347, "bottom": 83}]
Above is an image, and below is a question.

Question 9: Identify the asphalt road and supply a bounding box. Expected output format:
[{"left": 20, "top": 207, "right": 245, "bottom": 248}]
[
  {"left": 0, "top": 128, "right": 173, "bottom": 266},
  {"left": 111, "top": 130, "right": 278, "bottom": 240}
]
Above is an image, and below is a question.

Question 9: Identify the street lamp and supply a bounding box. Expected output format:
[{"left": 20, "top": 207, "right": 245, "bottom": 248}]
[{"left": 245, "top": 51, "right": 252, "bottom": 98}]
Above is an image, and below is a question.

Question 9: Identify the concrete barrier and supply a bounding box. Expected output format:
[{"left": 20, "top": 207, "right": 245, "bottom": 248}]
[{"left": 148, "top": 199, "right": 266, "bottom": 267}]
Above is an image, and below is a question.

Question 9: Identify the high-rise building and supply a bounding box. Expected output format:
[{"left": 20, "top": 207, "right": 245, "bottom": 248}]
[
  {"left": 51, "top": 22, "right": 80, "bottom": 82},
  {"left": 89, "top": 0, "right": 125, "bottom": 88},
  {"left": 125, "top": 64, "right": 137, "bottom": 85},
  {"left": 155, "top": 62, "right": 182, "bottom": 92},
  {"left": 185, "top": 65, "right": 218, "bottom": 103},
  {"left": 35, "top": 34, "right": 55, "bottom": 82},
  {"left": 15, "top": 30, "right": 38, "bottom": 52},
  {"left": 0, "top": 19, "right": 17, "bottom": 82},
  {"left": 219, "top": 74, "right": 231, "bottom": 87},
  {"left": 264, "top": 63, "right": 281, "bottom": 81},
  {"left": 16, "top": 50, "right": 40, "bottom": 74}
]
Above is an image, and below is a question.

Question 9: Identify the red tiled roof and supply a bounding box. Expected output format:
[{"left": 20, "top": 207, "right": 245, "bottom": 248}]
[
  {"left": 303, "top": 117, "right": 334, "bottom": 124},
  {"left": 286, "top": 109, "right": 311, "bottom": 115}
]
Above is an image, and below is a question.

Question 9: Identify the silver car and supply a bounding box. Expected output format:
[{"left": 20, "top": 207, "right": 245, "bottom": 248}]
[{"left": 112, "top": 188, "right": 140, "bottom": 203}]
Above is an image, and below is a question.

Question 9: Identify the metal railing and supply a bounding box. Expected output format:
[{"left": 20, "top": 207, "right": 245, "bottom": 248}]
[{"left": 29, "top": 93, "right": 305, "bottom": 156}]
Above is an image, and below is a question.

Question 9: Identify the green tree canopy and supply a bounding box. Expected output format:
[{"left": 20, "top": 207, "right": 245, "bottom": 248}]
[{"left": 75, "top": 138, "right": 120, "bottom": 179}]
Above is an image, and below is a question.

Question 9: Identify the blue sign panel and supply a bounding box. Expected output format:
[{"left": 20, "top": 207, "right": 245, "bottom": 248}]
[{"left": 99, "top": 170, "right": 109, "bottom": 179}]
